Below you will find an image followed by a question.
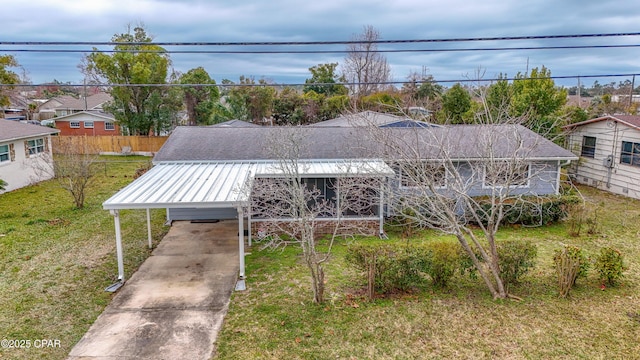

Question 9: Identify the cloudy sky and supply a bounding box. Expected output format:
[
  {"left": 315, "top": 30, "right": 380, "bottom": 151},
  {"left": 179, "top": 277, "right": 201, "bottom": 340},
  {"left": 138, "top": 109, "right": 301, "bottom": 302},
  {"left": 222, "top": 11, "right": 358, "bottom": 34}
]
[{"left": 2, "top": 0, "right": 640, "bottom": 88}]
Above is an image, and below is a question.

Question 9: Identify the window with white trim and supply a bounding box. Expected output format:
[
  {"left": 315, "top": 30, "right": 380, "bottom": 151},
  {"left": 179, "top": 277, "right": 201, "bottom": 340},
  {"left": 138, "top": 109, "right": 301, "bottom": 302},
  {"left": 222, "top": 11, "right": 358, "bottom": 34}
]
[
  {"left": 0, "top": 144, "right": 9, "bottom": 162},
  {"left": 84, "top": 121, "right": 94, "bottom": 129},
  {"left": 27, "top": 138, "right": 45, "bottom": 155},
  {"left": 483, "top": 163, "right": 530, "bottom": 188},
  {"left": 70, "top": 121, "right": 80, "bottom": 128},
  {"left": 105, "top": 122, "right": 115, "bottom": 130}
]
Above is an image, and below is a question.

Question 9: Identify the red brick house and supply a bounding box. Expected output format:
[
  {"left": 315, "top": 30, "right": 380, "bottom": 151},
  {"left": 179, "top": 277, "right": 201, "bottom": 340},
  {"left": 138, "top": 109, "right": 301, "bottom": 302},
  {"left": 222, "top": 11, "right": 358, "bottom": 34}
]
[{"left": 54, "top": 111, "right": 119, "bottom": 136}]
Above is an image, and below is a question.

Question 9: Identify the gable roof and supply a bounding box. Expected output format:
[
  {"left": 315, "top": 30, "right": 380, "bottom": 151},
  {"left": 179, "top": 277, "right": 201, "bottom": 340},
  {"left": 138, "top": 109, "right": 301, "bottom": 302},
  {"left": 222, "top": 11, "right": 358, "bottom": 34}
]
[
  {"left": 310, "top": 111, "right": 435, "bottom": 128},
  {"left": 53, "top": 110, "right": 115, "bottom": 122},
  {"left": 56, "top": 92, "right": 112, "bottom": 111},
  {"left": 563, "top": 115, "right": 640, "bottom": 131},
  {"left": 0, "top": 119, "right": 59, "bottom": 142},
  {"left": 209, "top": 119, "right": 261, "bottom": 128},
  {"left": 154, "top": 124, "right": 576, "bottom": 163}
]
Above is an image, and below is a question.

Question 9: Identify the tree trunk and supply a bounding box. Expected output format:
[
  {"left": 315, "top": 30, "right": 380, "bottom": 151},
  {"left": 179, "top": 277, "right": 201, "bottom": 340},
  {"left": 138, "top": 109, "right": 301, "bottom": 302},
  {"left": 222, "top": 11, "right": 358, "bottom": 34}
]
[{"left": 456, "top": 234, "right": 507, "bottom": 299}]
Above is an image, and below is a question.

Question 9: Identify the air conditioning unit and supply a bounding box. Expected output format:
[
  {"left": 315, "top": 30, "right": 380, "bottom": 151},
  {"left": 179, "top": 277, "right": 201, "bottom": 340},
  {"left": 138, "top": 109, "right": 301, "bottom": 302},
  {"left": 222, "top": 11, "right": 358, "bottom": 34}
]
[{"left": 603, "top": 154, "right": 614, "bottom": 168}]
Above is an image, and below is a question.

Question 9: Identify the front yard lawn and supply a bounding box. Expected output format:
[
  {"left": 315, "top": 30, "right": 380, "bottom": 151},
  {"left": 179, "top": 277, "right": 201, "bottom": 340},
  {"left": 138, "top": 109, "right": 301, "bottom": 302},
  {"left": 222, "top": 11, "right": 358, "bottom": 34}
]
[{"left": 216, "top": 186, "right": 640, "bottom": 359}]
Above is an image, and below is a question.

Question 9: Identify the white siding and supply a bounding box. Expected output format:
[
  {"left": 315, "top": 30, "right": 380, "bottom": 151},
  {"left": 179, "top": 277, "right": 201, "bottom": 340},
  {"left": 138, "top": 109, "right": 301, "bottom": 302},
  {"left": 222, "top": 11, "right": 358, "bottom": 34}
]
[
  {"left": 0, "top": 136, "right": 55, "bottom": 193},
  {"left": 567, "top": 121, "right": 640, "bottom": 199}
]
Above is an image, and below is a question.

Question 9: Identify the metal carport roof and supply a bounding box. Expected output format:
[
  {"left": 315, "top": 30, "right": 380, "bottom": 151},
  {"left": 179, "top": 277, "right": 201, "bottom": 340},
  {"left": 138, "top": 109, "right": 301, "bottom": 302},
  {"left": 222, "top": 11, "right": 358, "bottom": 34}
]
[
  {"left": 103, "top": 160, "right": 394, "bottom": 210},
  {"left": 103, "top": 162, "right": 254, "bottom": 210}
]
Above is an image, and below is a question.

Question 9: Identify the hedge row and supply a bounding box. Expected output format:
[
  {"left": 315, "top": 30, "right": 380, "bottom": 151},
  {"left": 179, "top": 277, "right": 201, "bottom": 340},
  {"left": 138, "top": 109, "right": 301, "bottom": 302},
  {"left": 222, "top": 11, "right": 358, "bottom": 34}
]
[{"left": 346, "top": 239, "right": 537, "bottom": 298}]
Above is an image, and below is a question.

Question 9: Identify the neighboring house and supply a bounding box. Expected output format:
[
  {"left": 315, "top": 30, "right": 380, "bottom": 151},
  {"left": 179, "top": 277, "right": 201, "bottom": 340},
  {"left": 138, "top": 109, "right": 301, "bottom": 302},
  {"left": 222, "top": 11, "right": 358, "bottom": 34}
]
[
  {"left": 209, "top": 119, "right": 261, "bottom": 128},
  {"left": 1, "top": 93, "right": 32, "bottom": 121},
  {"left": 53, "top": 111, "right": 118, "bottom": 136},
  {"left": 53, "top": 92, "right": 112, "bottom": 117},
  {"left": 563, "top": 115, "right": 640, "bottom": 199},
  {"left": 35, "top": 95, "right": 77, "bottom": 120},
  {"left": 310, "top": 110, "right": 435, "bottom": 128},
  {"left": 102, "top": 122, "right": 576, "bottom": 282},
  {"left": 0, "top": 119, "right": 60, "bottom": 193}
]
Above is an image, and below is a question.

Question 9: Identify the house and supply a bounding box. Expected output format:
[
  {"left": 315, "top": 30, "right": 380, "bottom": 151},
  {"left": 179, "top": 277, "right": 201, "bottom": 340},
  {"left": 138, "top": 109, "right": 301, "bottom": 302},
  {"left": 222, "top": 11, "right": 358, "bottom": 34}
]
[
  {"left": 310, "top": 110, "right": 435, "bottom": 128},
  {"left": 35, "top": 95, "right": 77, "bottom": 120},
  {"left": 563, "top": 115, "right": 640, "bottom": 199},
  {"left": 101, "top": 120, "right": 576, "bottom": 284},
  {"left": 0, "top": 119, "right": 60, "bottom": 193},
  {"left": 53, "top": 92, "right": 112, "bottom": 117},
  {"left": 209, "top": 119, "right": 261, "bottom": 128},
  {"left": 53, "top": 111, "right": 119, "bottom": 136}
]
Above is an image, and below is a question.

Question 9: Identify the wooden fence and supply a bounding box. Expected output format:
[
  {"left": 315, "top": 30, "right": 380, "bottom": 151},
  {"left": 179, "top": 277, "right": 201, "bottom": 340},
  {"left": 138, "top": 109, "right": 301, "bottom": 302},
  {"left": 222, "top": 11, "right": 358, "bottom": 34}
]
[{"left": 52, "top": 135, "right": 168, "bottom": 155}]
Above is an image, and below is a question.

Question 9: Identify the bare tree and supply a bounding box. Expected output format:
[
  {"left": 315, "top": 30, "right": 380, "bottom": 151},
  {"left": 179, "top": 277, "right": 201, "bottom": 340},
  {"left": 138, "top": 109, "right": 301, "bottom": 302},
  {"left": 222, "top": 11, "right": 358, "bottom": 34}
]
[
  {"left": 248, "top": 128, "right": 382, "bottom": 303},
  {"left": 360, "top": 95, "right": 568, "bottom": 299},
  {"left": 34, "top": 138, "right": 100, "bottom": 209},
  {"left": 342, "top": 25, "right": 392, "bottom": 97}
]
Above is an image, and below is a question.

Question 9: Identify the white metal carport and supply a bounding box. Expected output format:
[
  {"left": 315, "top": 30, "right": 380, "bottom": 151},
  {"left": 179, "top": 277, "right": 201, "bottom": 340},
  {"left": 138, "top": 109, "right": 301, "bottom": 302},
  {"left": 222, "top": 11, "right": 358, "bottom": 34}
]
[{"left": 102, "top": 159, "right": 394, "bottom": 290}]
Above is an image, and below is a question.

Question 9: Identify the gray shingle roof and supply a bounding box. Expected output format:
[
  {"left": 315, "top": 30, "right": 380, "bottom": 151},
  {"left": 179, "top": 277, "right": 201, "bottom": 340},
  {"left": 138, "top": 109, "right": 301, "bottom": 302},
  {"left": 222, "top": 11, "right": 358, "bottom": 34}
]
[
  {"left": 154, "top": 124, "right": 576, "bottom": 163},
  {"left": 56, "top": 92, "right": 112, "bottom": 111},
  {"left": 0, "top": 119, "right": 59, "bottom": 142}
]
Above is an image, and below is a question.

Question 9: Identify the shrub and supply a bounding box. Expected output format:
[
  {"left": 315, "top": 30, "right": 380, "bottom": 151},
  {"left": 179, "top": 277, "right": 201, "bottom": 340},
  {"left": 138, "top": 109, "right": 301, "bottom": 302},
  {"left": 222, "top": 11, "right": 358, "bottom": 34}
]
[
  {"left": 553, "top": 245, "right": 589, "bottom": 298},
  {"left": 497, "top": 239, "right": 537, "bottom": 290},
  {"left": 457, "top": 240, "right": 537, "bottom": 291},
  {"left": 475, "top": 195, "right": 578, "bottom": 227},
  {"left": 424, "top": 241, "right": 461, "bottom": 288},
  {"left": 565, "top": 202, "right": 587, "bottom": 237},
  {"left": 346, "top": 243, "right": 431, "bottom": 298},
  {"left": 595, "top": 247, "right": 625, "bottom": 287}
]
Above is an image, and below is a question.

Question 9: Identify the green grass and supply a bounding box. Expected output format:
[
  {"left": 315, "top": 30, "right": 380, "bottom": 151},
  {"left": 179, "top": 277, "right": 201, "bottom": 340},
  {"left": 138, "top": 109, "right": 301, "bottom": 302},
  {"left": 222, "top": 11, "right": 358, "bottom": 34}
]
[
  {"left": 216, "top": 186, "right": 640, "bottom": 359},
  {"left": 0, "top": 156, "right": 168, "bottom": 360}
]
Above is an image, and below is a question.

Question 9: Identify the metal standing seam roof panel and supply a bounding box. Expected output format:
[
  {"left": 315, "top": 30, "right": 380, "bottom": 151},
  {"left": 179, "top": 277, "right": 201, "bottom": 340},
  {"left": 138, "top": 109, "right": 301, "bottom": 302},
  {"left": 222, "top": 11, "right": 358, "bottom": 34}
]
[
  {"left": 102, "top": 160, "right": 394, "bottom": 210},
  {"left": 102, "top": 162, "right": 255, "bottom": 210}
]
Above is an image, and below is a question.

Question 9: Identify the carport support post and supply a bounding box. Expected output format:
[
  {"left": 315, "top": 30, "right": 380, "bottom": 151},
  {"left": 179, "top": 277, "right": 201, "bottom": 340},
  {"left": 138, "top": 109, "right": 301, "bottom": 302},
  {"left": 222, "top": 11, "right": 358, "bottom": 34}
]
[
  {"left": 146, "top": 208, "right": 153, "bottom": 249},
  {"left": 247, "top": 208, "right": 252, "bottom": 247},
  {"left": 379, "top": 181, "right": 385, "bottom": 237},
  {"left": 237, "top": 207, "right": 245, "bottom": 279},
  {"left": 110, "top": 209, "right": 125, "bottom": 281}
]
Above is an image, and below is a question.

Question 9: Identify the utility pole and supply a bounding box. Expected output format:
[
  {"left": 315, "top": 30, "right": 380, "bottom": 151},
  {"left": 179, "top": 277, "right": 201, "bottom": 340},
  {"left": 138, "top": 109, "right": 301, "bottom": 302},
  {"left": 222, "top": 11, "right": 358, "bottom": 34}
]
[
  {"left": 577, "top": 77, "right": 581, "bottom": 108},
  {"left": 628, "top": 75, "right": 635, "bottom": 113}
]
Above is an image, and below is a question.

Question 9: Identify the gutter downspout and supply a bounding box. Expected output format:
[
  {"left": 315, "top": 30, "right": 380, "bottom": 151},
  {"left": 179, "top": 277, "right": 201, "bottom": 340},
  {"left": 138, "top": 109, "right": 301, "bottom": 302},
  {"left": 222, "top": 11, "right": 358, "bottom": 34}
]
[
  {"left": 607, "top": 121, "right": 620, "bottom": 189},
  {"left": 556, "top": 160, "right": 572, "bottom": 195}
]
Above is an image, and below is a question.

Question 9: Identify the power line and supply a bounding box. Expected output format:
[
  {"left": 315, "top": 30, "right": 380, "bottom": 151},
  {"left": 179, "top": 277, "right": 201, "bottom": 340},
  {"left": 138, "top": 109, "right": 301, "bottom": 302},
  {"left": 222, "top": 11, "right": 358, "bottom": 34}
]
[
  {"left": 2, "top": 31, "right": 640, "bottom": 47},
  {"left": 2, "top": 73, "right": 639, "bottom": 88},
  {"left": 3, "top": 44, "right": 640, "bottom": 55}
]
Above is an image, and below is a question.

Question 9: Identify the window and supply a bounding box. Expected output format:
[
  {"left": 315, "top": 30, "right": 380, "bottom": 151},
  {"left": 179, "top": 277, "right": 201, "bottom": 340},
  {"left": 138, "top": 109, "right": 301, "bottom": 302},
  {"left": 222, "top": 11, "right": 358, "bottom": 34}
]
[
  {"left": 84, "top": 121, "right": 94, "bottom": 129},
  {"left": 581, "top": 136, "right": 596, "bottom": 158},
  {"left": 0, "top": 144, "right": 9, "bottom": 162},
  {"left": 70, "top": 121, "right": 80, "bottom": 128},
  {"left": 620, "top": 141, "right": 640, "bottom": 166},
  {"left": 27, "top": 138, "right": 45, "bottom": 155},
  {"left": 399, "top": 162, "right": 447, "bottom": 189},
  {"left": 105, "top": 122, "right": 115, "bottom": 130},
  {"left": 484, "top": 163, "right": 530, "bottom": 188}
]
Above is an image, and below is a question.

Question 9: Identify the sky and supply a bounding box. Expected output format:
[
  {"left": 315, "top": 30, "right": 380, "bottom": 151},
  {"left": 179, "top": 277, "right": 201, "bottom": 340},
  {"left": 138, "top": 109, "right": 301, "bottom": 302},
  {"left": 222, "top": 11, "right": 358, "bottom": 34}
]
[{"left": 2, "top": 0, "right": 640, "bottom": 88}]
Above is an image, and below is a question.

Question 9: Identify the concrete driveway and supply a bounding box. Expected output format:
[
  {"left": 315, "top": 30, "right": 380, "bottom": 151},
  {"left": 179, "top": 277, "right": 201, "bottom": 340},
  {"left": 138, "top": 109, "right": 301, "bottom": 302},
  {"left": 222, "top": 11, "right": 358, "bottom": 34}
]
[{"left": 68, "top": 220, "right": 240, "bottom": 360}]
